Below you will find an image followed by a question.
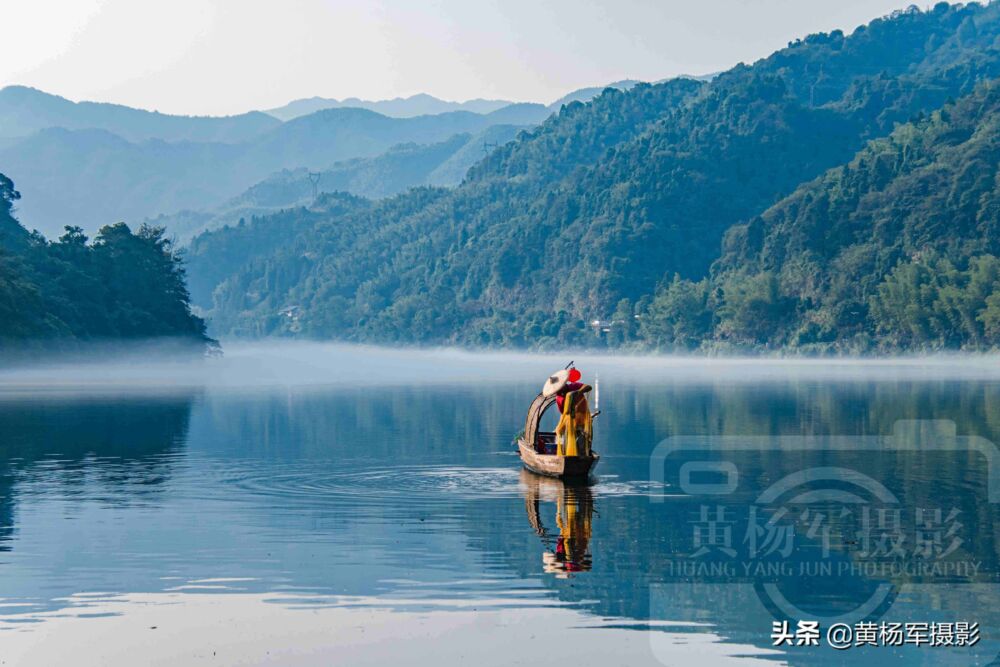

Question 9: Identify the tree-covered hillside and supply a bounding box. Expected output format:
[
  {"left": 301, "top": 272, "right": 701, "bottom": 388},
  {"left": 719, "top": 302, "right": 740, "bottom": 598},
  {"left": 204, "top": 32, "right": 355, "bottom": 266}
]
[
  {"left": 185, "top": 192, "right": 373, "bottom": 314},
  {"left": 0, "top": 173, "right": 210, "bottom": 350},
  {"left": 695, "top": 80, "right": 1000, "bottom": 351},
  {"left": 188, "top": 3, "right": 1000, "bottom": 351}
]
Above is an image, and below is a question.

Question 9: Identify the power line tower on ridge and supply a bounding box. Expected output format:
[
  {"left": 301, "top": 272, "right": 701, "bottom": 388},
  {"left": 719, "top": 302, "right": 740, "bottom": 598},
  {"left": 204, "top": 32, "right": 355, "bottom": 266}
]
[{"left": 308, "top": 172, "right": 322, "bottom": 200}]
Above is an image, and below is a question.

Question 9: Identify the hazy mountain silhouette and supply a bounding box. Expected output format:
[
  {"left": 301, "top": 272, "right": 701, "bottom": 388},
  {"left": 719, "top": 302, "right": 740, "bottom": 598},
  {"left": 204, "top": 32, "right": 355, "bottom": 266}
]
[
  {"left": 0, "top": 104, "right": 551, "bottom": 236},
  {"left": 0, "top": 86, "right": 279, "bottom": 143},
  {"left": 265, "top": 80, "right": 712, "bottom": 120},
  {"left": 265, "top": 92, "right": 516, "bottom": 120},
  {"left": 151, "top": 124, "right": 526, "bottom": 242},
  {"left": 0, "top": 80, "right": 666, "bottom": 237}
]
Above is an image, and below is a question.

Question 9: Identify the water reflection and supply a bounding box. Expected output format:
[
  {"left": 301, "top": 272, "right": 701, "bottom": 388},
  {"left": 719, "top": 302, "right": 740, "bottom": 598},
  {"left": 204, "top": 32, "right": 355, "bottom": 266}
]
[
  {"left": 521, "top": 470, "right": 594, "bottom": 576},
  {"left": 0, "top": 396, "right": 193, "bottom": 552}
]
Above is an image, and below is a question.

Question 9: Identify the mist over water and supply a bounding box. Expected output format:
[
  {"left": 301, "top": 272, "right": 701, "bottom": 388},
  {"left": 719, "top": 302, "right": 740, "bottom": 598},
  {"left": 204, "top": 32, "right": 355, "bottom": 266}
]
[{"left": 5, "top": 341, "right": 1000, "bottom": 397}]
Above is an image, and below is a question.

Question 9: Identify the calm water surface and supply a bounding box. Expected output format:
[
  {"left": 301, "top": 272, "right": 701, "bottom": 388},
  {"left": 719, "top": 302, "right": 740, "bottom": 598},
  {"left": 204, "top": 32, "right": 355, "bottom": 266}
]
[{"left": 1, "top": 346, "right": 1000, "bottom": 666}]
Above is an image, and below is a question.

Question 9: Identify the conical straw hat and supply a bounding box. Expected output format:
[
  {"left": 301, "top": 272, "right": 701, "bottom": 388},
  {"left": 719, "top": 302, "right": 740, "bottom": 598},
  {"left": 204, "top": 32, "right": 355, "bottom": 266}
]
[{"left": 542, "top": 369, "right": 570, "bottom": 397}]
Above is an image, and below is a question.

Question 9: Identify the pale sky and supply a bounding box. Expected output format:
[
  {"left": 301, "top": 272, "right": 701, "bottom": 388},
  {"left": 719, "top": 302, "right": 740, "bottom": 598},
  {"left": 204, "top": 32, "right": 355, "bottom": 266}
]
[{"left": 1, "top": 0, "right": 913, "bottom": 117}]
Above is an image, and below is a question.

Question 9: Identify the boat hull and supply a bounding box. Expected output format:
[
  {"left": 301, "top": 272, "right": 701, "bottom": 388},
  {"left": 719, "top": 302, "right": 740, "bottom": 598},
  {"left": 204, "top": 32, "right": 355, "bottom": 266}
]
[{"left": 517, "top": 438, "right": 599, "bottom": 479}]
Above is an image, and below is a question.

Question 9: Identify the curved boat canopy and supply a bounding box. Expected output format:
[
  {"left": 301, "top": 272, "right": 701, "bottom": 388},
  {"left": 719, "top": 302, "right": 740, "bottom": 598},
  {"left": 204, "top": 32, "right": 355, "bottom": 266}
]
[{"left": 524, "top": 392, "right": 557, "bottom": 447}]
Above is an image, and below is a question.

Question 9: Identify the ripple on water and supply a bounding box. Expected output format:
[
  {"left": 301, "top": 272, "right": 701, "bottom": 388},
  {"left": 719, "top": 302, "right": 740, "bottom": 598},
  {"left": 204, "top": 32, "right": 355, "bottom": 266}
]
[
  {"left": 590, "top": 479, "right": 674, "bottom": 497},
  {"left": 209, "top": 462, "right": 526, "bottom": 505},
  {"left": 195, "top": 460, "right": 672, "bottom": 506}
]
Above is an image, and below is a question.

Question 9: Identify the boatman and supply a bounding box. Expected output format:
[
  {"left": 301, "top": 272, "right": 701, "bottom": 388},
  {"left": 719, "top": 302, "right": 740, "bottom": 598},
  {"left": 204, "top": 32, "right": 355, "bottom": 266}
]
[
  {"left": 542, "top": 367, "right": 587, "bottom": 413},
  {"left": 542, "top": 367, "right": 593, "bottom": 457}
]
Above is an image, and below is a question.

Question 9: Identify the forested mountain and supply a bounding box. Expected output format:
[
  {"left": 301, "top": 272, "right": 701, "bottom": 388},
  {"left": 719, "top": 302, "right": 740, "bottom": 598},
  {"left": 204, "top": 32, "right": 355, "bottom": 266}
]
[
  {"left": 0, "top": 173, "right": 209, "bottom": 349},
  {"left": 188, "top": 3, "right": 1000, "bottom": 350},
  {"left": 185, "top": 192, "right": 374, "bottom": 314},
  {"left": 0, "top": 86, "right": 279, "bottom": 143},
  {"left": 692, "top": 80, "right": 1000, "bottom": 351},
  {"left": 0, "top": 104, "right": 551, "bottom": 237},
  {"left": 265, "top": 93, "right": 516, "bottom": 121},
  {"left": 153, "top": 125, "right": 526, "bottom": 242}
]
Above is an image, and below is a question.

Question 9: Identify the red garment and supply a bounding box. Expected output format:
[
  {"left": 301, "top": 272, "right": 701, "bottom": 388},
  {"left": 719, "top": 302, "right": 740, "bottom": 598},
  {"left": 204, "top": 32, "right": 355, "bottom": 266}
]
[{"left": 555, "top": 382, "right": 584, "bottom": 413}]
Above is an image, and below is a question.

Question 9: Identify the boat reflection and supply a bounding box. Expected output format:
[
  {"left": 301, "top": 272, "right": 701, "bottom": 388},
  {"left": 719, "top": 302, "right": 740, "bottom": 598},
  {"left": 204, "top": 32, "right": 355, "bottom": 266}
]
[{"left": 521, "top": 469, "right": 594, "bottom": 577}]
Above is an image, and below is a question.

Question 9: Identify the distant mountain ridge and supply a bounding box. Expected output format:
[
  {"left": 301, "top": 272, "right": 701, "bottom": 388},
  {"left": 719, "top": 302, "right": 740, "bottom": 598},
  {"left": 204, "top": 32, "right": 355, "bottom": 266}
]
[
  {"left": 149, "top": 124, "right": 526, "bottom": 242},
  {"left": 266, "top": 82, "right": 692, "bottom": 120},
  {"left": 265, "top": 93, "right": 517, "bottom": 120},
  {"left": 0, "top": 86, "right": 280, "bottom": 143},
  {"left": 0, "top": 103, "right": 551, "bottom": 236},
  {"left": 0, "top": 75, "right": 710, "bottom": 240}
]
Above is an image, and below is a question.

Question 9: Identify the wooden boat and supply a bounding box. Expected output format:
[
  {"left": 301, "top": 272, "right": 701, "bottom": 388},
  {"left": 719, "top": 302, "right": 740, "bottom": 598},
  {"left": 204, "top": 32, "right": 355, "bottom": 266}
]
[{"left": 516, "top": 387, "right": 599, "bottom": 480}]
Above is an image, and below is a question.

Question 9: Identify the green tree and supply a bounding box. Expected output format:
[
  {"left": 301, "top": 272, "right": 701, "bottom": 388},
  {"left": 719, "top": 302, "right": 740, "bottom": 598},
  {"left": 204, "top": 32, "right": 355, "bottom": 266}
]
[
  {"left": 640, "top": 277, "right": 714, "bottom": 350},
  {"left": 716, "top": 273, "right": 797, "bottom": 346},
  {"left": 0, "top": 172, "right": 210, "bottom": 350}
]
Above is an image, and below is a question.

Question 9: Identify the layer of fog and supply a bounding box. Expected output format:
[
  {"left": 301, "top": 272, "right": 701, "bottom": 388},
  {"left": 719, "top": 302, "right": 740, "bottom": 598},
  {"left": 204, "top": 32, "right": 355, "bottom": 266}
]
[{"left": 4, "top": 340, "right": 1000, "bottom": 398}]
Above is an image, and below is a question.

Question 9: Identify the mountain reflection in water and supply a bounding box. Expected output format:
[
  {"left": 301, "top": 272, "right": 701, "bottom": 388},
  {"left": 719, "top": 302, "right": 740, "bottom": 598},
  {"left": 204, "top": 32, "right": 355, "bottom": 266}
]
[{"left": 1, "top": 349, "right": 1000, "bottom": 665}]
